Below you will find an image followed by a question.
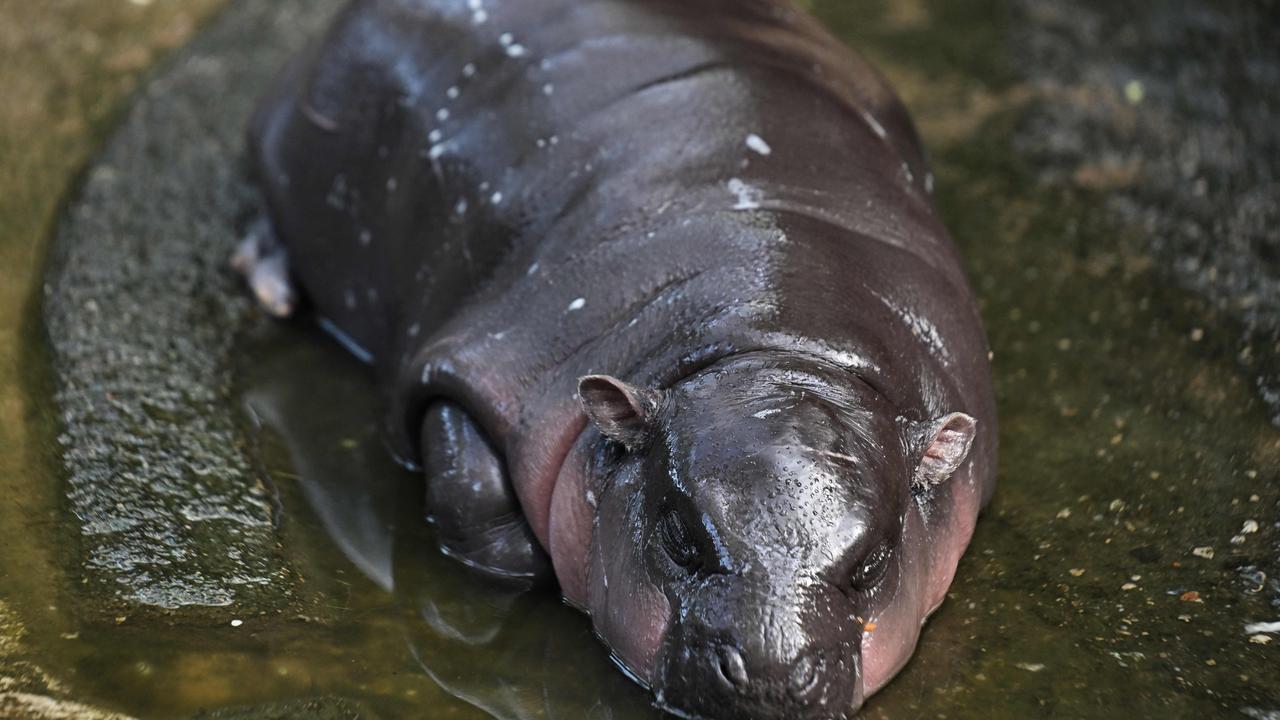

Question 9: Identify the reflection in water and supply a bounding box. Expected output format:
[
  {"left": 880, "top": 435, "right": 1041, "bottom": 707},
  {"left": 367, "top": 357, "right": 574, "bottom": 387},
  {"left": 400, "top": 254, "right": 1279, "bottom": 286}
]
[{"left": 239, "top": 322, "right": 660, "bottom": 720}]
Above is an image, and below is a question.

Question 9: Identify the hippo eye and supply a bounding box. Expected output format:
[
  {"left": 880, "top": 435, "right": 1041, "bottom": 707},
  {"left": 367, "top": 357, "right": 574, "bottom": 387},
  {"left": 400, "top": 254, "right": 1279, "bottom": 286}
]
[
  {"left": 657, "top": 507, "right": 702, "bottom": 571},
  {"left": 851, "top": 540, "right": 892, "bottom": 592}
]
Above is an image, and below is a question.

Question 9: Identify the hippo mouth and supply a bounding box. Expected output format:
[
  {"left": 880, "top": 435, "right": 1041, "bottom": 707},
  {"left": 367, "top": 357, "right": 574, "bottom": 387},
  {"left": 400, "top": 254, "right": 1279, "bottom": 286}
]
[{"left": 649, "top": 623, "right": 866, "bottom": 720}]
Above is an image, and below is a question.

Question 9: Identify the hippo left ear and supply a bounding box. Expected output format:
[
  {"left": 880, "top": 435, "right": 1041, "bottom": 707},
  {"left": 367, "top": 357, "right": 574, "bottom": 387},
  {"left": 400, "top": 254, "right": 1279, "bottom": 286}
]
[
  {"left": 577, "top": 375, "right": 665, "bottom": 450},
  {"left": 910, "top": 412, "right": 977, "bottom": 492}
]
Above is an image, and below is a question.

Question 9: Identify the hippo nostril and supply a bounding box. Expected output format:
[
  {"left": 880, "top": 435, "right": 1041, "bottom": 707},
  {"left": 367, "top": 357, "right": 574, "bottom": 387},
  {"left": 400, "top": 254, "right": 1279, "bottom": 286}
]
[
  {"left": 788, "top": 652, "right": 824, "bottom": 700},
  {"left": 715, "top": 644, "right": 749, "bottom": 689}
]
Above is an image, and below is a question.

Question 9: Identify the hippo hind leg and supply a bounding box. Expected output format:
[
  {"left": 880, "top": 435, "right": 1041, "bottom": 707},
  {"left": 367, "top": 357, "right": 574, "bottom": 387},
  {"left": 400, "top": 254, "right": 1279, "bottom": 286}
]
[
  {"left": 231, "top": 213, "right": 299, "bottom": 318},
  {"left": 421, "top": 401, "right": 552, "bottom": 585}
]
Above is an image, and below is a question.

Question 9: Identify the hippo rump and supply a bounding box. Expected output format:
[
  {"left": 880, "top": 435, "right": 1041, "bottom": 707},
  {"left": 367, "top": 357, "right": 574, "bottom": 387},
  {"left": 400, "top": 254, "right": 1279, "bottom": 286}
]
[{"left": 233, "top": 0, "right": 997, "bottom": 717}]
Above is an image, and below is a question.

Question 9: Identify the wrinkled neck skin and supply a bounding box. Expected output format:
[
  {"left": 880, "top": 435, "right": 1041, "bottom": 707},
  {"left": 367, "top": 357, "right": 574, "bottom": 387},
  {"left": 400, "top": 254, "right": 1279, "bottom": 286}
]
[{"left": 547, "top": 351, "right": 984, "bottom": 718}]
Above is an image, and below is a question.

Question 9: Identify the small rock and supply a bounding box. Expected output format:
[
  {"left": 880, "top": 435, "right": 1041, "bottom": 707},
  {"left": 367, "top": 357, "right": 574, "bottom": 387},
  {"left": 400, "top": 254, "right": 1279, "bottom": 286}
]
[
  {"left": 1191, "top": 546, "right": 1214, "bottom": 560},
  {"left": 1241, "top": 519, "right": 1260, "bottom": 534},
  {"left": 1015, "top": 663, "right": 1046, "bottom": 672},
  {"left": 1123, "top": 80, "right": 1144, "bottom": 104},
  {"left": 1056, "top": 508, "right": 1072, "bottom": 519},
  {"left": 1069, "top": 568, "right": 1087, "bottom": 577},
  {"left": 1249, "top": 634, "right": 1272, "bottom": 645},
  {"left": 1121, "top": 582, "right": 1138, "bottom": 591}
]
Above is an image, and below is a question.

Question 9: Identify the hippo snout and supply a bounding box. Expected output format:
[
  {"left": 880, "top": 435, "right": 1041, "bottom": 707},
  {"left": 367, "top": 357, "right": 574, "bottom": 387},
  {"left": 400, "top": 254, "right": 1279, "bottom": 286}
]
[{"left": 656, "top": 626, "right": 863, "bottom": 720}]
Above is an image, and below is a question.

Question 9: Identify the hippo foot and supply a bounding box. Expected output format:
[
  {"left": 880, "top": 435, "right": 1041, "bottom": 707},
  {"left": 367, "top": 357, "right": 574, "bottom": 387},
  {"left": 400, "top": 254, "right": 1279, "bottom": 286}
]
[
  {"left": 421, "top": 401, "right": 553, "bottom": 585},
  {"left": 231, "top": 214, "right": 299, "bottom": 318}
]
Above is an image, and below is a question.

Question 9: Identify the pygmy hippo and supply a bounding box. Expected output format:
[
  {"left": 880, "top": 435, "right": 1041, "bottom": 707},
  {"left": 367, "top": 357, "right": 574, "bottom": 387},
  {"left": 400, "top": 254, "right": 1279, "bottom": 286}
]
[{"left": 234, "top": 0, "right": 997, "bottom": 717}]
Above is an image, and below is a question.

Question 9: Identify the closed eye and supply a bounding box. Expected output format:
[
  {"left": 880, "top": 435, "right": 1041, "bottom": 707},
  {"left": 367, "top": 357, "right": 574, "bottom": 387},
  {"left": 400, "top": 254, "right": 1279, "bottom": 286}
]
[
  {"left": 658, "top": 506, "right": 703, "bottom": 571},
  {"left": 851, "top": 540, "right": 893, "bottom": 593}
]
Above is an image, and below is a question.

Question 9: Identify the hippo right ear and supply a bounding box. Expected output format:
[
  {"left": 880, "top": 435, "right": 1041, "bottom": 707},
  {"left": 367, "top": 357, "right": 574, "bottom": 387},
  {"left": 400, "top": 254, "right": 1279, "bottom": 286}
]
[
  {"left": 577, "top": 375, "right": 664, "bottom": 450},
  {"left": 909, "top": 412, "right": 977, "bottom": 492}
]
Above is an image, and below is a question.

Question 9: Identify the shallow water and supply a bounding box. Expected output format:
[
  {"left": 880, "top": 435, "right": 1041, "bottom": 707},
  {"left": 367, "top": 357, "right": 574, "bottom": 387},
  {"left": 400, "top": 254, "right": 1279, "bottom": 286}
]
[{"left": 1, "top": 0, "right": 1277, "bottom": 718}]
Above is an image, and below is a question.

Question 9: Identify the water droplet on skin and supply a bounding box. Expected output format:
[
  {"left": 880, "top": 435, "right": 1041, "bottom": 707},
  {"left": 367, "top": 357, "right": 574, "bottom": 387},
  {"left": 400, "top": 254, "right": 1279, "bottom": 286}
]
[
  {"left": 491, "top": 191, "right": 504, "bottom": 205},
  {"left": 463, "top": 62, "right": 476, "bottom": 78},
  {"left": 526, "top": 262, "right": 539, "bottom": 276},
  {"left": 543, "top": 83, "right": 554, "bottom": 96},
  {"left": 455, "top": 198, "right": 468, "bottom": 216},
  {"left": 507, "top": 44, "right": 526, "bottom": 58},
  {"left": 428, "top": 129, "right": 443, "bottom": 143},
  {"left": 447, "top": 86, "right": 460, "bottom": 99},
  {"left": 436, "top": 108, "right": 450, "bottom": 122},
  {"left": 567, "top": 297, "right": 586, "bottom": 311},
  {"left": 863, "top": 111, "right": 888, "bottom": 139},
  {"left": 745, "top": 133, "right": 772, "bottom": 156}
]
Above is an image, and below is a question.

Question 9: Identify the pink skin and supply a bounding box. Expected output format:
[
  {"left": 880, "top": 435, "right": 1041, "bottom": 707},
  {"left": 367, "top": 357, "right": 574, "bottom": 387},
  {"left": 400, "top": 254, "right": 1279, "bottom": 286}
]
[
  {"left": 861, "top": 468, "right": 983, "bottom": 696},
  {"left": 547, "top": 430, "right": 596, "bottom": 606},
  {"left": 504, "top": 399, "right": 585, "bottom": 559}
]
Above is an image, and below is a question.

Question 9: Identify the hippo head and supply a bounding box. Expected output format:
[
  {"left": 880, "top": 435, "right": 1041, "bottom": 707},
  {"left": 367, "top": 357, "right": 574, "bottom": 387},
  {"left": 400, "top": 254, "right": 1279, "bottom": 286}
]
[{"left": 576, "top": 352, "right": 976, "bottom": 719}]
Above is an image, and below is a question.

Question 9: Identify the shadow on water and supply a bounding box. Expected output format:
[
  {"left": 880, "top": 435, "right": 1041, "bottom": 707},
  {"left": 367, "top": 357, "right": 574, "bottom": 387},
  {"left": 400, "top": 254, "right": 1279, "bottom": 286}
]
[{"left": 237, "top": 322, "right": 662, "bottom": 720}]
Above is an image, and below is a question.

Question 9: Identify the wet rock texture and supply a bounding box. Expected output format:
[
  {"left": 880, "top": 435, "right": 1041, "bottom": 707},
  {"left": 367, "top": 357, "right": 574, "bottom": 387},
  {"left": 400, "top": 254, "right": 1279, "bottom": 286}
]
[
  {"left": 1014, "top": 0, "right": 1280, "bottom": 425},
  {"left": 43, "top": 0, "right": 342, "bottom": 614}
]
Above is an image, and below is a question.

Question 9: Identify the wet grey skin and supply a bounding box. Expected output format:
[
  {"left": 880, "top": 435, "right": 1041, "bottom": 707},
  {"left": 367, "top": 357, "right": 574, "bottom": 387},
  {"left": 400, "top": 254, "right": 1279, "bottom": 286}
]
[{"left": 237, "top": 0, "right": 997, "bottom": 717}]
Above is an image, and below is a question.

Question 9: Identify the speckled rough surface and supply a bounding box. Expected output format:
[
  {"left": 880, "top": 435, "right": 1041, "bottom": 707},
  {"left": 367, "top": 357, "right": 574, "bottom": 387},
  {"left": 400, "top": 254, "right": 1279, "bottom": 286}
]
[
  {"left": 42, "top": 0, "right": 342, "bottom": 615},
  {"left": 1013, "top": 0, "right": 1280, "bottom": 425}
]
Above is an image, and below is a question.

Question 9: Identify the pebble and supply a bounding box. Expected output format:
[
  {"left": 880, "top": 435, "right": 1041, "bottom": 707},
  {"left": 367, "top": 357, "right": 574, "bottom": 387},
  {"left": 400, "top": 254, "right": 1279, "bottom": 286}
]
[
  {"left": 1123, "top": 79, "right": 1144, "bottom": 104},
  {"left": 1244, "top": 620, "right": 1280, "bottom": 634},
  {"left": 1191, "top": 546, "right": 1214, "bottom": 560}
]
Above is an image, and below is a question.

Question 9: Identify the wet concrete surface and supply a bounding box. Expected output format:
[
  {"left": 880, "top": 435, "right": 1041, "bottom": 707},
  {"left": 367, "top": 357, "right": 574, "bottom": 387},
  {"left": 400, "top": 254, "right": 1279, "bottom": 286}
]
[
  {"left": 41, "top": 0, "right": 343, "bottom": 618},
  {"left": 1, "top": 0, "right": 1278, "bottom": 717}
]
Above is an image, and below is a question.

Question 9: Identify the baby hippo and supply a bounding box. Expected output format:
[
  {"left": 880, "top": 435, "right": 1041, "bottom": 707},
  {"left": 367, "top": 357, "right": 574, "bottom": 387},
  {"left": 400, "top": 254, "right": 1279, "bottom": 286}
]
[{"left": 235, "top": 0, "right": 997, "bottom": 717}]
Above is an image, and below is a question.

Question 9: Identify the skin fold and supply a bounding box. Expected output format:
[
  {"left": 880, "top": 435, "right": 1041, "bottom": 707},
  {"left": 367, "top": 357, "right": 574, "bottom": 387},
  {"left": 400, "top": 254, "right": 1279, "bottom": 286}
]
[{"left": 239, "top": 1, "right": 998, "bottom": 717}]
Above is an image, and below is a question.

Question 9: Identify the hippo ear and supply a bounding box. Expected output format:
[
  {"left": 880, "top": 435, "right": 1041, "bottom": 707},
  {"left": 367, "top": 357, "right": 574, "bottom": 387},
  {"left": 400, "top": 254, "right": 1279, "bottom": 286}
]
[
  {"left": 911, "top": 412, "right": 977, "bottom": 492},
  {"left": 577, "top": 375, "right": 664, "bottom": 450}
]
